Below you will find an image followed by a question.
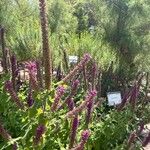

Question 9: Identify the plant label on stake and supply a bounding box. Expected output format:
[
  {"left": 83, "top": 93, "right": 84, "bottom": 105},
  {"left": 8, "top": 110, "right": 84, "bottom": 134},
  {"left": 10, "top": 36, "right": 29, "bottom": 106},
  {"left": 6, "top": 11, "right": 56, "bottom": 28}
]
[
  {"left": 107, "top": 91, "right": 122, "bottom": 106},
  {"left": 69, "top": 56, "right": 78, "bottom": 64}
]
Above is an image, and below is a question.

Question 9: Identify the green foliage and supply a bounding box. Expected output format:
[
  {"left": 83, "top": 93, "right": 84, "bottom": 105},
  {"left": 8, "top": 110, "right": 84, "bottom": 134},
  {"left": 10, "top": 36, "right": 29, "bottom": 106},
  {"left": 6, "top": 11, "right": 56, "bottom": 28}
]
[
  {"left": 0, "top": 72, "right": 149, "bottom": 149},
  {"left": 48, "top": 0, "right": 77, "bottom": 34},
  {"left": 0, "top": 0, "right": 150, "bottom": 149},
  {"left": 0, "top": 0, "right": 149, "bottom": 74},
  {"left": 90, "top": 108, "right": 137, "bottom": 150}
]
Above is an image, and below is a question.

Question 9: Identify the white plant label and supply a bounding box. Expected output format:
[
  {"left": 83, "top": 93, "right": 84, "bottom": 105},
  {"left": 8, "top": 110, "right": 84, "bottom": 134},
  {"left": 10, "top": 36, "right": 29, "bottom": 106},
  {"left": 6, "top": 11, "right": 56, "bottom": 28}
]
[
  {"left": 107, "top": 91, "right": 122, "bottom": 106},
  {"left": 69, "top": 56, "right": 78, "bottom": 63}
]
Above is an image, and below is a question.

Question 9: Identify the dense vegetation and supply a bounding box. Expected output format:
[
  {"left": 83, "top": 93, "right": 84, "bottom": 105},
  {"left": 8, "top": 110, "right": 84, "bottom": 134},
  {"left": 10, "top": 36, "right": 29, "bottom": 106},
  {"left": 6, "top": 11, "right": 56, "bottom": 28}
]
[{"left": 0, "top": 0, "right": 150, "bottom": 149}]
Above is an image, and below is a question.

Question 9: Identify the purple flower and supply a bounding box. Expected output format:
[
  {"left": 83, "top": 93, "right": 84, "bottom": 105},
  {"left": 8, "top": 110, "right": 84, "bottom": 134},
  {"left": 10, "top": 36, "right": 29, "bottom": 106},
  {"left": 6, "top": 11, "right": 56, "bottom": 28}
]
[
  {"left": 34, "top": 124, "right": 46, "bottom": 145},
  {"left": 58, "top": 80, "right": 79, "bottom": 110},
  {"left": 56, "top": 64, "right": 62, "bottom": 81},
  {"left": 4, "top": 81, "right": 24, "bottom": 110},
  {"left": 56, "top": 85, "right": 65, "bottom": 96},
  {"left": 69, "top": 130, "right": 90, "bottom": 150},
  {"left": 25, "top": 61, "right": 37, "bottom": 74},
  {"left": 69, "top": 116, "right": 79, "bottom": 149},
  {"left": 51, "top": 86, "right": 65, "bottom": 112},
  {"left": 25, "top": 61, "right": 38, "bottom": 90},
  {"left": 72, "top": 80, "right": 80, "bottom": 92},
  {"left": 27, "top": 89, "right": 34, "bottom": 107},
  {"left": 81, "top": 130, "right": 91, "bottom": 142},
  {"left": 83, "top": 53, "right": 91, "bottom": 61},
  {"left": 77, "top": 53, "right": 91, "bottom": 68},
  {"left": 66, "top": 90, "right": 97, "bottom": 118},
  {"left": 142, "top": 132, "right": 150, "bottom": 147},
  {"left": 62, "top": 54, "right": 91, "bottom": 82},
  {"left": 88, "top": 90, "right": 97, "bottom": 97},
  {"left": 86, "top": 99, "right": 94, "bottom": 127},
  {"left": 67, "top": 98, "right": 75, "bottom": 111}
]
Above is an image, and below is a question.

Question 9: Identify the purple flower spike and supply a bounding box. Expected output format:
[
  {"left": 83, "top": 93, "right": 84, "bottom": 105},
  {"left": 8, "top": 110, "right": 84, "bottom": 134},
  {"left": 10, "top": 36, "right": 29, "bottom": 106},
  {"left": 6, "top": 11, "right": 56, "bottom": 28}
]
[
  {"left": 56, "top": 86, "right": 65, "bottom": 96},
  {"left": 4, "top": 81, "right": 24, "bottom": 110},
  {"left": 66, "top": 90, "right": 97, "bottom": 118},
  {"left": 81, "top": 130, "right": 91, "bottom": 142},
  {"left": 69, "top": 130, "right": 90, "bottom": 150},
  {"left": 62, "top": 53, "right": 91, "bottom": 82},
  {"left": 59, "top": 80, "right": 80, "bottom": 110},
  {"left": 83, "top": 53, "right": 91, "bottom": 62},
  {"left": 86, "top": 100, "right": 93, "bottom": 127},
  {"left": 72, "top": 80, "right": 80, "bottom": 90},
  {"left": 70, "top": 80, "right": 80, "bottom": 98},
  {"left": 78, "top": 54, "right": 91, "bottom": 68},
  {"left": 85, "top": 90, "right": 97, "bottom": 127},
  {"left": 51, "top": 86, "right": 65, "bottom": 112},
  {"left": 69, "top": 116, "right": 79, "bottom": 149},
  {"left": 67, "top": 98, "right": 75, "bottom": 111},
  {"left": 27, "top": 90, "right": 34, "bottom": 107},
  {"left": 25, "top": 61, "right": 37, "bottom": 73},
  {"left": 89, "top": 90, "right": 97, "bottom": 97},
  {"left": 25, "top": 61, "right": 38, "bottom": 90},
  {"left": 34, "top": 124, "right": 46, "bottom": 145}
]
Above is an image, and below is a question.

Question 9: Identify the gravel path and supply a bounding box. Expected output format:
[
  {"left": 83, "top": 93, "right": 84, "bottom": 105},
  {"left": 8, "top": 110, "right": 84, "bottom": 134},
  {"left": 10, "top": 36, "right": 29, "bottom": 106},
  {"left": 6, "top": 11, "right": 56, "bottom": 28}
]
[{"left": 144, "top": 143, "right": 150, "bottom": 150}]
